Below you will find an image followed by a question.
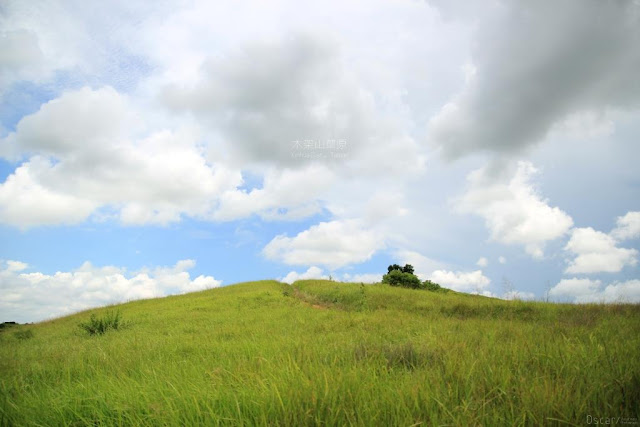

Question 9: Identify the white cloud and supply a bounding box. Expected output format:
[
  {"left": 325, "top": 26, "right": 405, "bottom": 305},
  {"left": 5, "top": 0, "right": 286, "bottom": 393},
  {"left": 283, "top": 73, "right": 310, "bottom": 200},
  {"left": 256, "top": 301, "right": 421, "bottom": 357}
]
[
  {"left": 5, "top": 260, "right": 28, "bottom": 272},
  {"left": 0, "top": 87, "right": 243, "bottom": 227},
  {"left": 457, "top": 161, "right": 573, "bottom": 258},
  {"left": 429, "top": 269, "right": 490, "bottom": 292},
  {"left": 0, "top": 259, "right": 221, "bottom": 323},
  {"left": 611, "top": 211, "right": 640, "bottom": 241},
  {"left": 7, "top": 86, "right": 130, "bottom": 156},
  {"left": 498, "top": 256, "right": 507, "bottom": 265},
  {"left": 476, "top": 289, "right": 535, "bottom": 300},
  {"left": 476, "top": 257, "right": 488, "bottom": 267},
  {"left": 341, "top": 272, "right": 382, "bottom": 284},
  {"left": 549, "top": 278, "right": 601, "bottom": 301},
  {"left": 280, "top": 266, "right": 327, "bottom": 284},
  {"left": 549, "top": 278, "right": 640, "bottom": 303},
  {"left": 564, "top": 227, "right": 638, "bottom": 274},
  {"left": 0, "top": 158, "right": 98, "bottom": 228},
  {"left": 598, "top": 280, "right": 640, "bottom": 304},
  {"left": 263, "top": 219, "right": 385, "bottom": 269},
  {"left": 280, "top": 267, "right": 381, "bottom": 284},
  {"left": 213, "top": 164, "right": 334, "bottom": 221},
  {"left": 501, "top": 290, "right": 536, "bottom": 301}
]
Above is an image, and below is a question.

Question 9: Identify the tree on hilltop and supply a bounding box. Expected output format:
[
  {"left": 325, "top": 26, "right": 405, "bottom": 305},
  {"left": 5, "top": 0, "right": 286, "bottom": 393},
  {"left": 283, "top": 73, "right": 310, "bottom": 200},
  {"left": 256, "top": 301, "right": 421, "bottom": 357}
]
[
  {"left": 382, "top": 264, "right": 443, "bottom": 291},
  {"left": 387, "top": 264, "right": 415, "bottom": 275}
]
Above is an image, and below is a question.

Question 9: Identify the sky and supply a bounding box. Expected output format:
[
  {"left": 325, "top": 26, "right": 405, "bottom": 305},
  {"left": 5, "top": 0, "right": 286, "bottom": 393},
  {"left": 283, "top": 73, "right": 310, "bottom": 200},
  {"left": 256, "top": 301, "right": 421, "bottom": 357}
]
[{"left": 1, "top": 0, "right": 640, "bottom": 323}]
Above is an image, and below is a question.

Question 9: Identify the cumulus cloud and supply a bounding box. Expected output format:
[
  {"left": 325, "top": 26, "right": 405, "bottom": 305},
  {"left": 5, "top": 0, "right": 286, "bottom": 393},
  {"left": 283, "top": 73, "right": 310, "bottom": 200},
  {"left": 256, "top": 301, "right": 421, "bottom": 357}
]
[
  {"left": 0, "top": 42, "right": 423, "bottom": 228},
  {"left": 611, "top": 211, "right": 640, "bottom": 241},
  {"left": 214, "top": 164, "right": 334, "bottom": 221},
  {"left": 0, "top": 157, "right": 98, "bottom": 227},
  {"left": 280, "top": 267, "right": 381, "bottom": 284},
  {"left": 5, "top": 260, "right": 28, "bottom": 272},
  {"left": 597, "top": 280, "right": 640, "bottom": 303},
  {"left": 549, "top": 277, "right": 640, "bottom": 303},
  {"left": 280, "top": 266, "right": 327, "bottom": 284},
  {"left": 564, "top": 227, "right": 638, "bottom": 274},
  {"left": 501, "top": 290, "right": 536, "bottom": 301},
  {"left": 263, "top": 219, "right": 385, "bottom": 269},
  {"left": 429, "top": 269, "right": 490, "bottom": 292},
  {"left": 457, "top": 161, "right": 573, "bottom": 258},
  {"left": 549, "top": 278, "right": 601, "bottom": 301},
  {"left": 164, "top": 34, "right": 379, "bottom": 167},
  {"left": 5, "top": 86, "right": 130, "bottom": 157},
  {"left": 476, "top": 257, "right": 488, "bottom": 267},
  {"left": 0, "top": 86, "right": 243, "bottom": 227},
  {"left": 428, "top": 0, "right": 640, "bottom": 158},
  {"left": 341, "top": 273, "right": 382, "bottom": 284},
  {"left": 0, "top": 259, "right": 221, "bottom": 323}
]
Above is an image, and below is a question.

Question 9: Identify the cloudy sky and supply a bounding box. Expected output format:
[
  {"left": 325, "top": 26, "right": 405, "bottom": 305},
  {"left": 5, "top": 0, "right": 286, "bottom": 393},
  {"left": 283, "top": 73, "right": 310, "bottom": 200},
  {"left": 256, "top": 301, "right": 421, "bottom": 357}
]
[{"left": 1, "top": 0, "right": 640, "bottom": 322}]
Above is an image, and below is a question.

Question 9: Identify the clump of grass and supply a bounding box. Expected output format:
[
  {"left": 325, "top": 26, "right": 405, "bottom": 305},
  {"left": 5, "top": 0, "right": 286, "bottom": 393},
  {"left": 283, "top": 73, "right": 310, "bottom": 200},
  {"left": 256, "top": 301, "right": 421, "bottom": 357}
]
[
  {"left": 79, "top": 311, "right": 124, "bottom": 336},
  {"left": 383, "top": 342, "right": 423, "bottom": 370}
]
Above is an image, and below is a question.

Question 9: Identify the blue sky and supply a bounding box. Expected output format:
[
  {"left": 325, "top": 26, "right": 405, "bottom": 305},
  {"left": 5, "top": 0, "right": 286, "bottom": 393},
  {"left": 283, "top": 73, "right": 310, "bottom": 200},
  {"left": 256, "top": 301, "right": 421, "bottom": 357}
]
[{"left": 1, "top": 0, "right": 640, "bottom": 323}]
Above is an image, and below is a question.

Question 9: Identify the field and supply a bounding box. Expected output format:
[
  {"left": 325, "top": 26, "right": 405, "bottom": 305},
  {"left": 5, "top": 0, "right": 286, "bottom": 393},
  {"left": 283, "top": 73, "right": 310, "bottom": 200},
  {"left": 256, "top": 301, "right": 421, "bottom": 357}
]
[{"left": 1, "top": 280, "right": 639, "bottom": 425}]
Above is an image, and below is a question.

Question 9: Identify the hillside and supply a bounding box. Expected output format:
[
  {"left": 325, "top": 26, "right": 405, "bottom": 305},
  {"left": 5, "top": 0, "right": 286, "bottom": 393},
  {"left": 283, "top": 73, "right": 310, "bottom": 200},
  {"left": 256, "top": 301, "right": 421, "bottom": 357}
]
[{"left": 1, "top": 280, "right": 639, "bottom": 425}]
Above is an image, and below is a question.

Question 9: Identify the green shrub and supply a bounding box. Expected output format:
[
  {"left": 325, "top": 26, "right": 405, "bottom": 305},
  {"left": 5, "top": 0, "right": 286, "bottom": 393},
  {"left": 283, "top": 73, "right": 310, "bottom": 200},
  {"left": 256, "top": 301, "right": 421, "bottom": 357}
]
[
  {"left": 382, "top": 270, "right": 422, "bottom": 289},
  {"left": 79, "top": 311, "right": 124, "bottom": 336}
]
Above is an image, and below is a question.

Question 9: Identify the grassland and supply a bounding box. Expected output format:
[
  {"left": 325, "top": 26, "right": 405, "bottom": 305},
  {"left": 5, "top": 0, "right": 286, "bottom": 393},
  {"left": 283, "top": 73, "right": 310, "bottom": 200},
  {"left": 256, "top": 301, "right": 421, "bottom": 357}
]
[{"left": 1, "top": 280, "right": 639, "bottom": 426}]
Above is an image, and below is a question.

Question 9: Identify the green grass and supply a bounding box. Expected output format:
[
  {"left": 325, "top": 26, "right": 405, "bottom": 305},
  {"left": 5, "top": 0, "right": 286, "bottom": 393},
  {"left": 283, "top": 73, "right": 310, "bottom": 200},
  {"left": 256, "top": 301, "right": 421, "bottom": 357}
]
[{"left": 1, "top": 279, "right": 639, "bottom": 425}]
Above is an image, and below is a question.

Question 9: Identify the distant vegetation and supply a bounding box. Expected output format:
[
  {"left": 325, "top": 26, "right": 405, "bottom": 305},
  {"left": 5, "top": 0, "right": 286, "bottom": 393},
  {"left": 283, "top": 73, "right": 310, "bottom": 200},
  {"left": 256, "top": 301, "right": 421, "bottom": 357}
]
[
  {"left": 1, "top": 280, "right": 638, "bottom": 425},
  {"left": 382, "top": 264, "right": 444, "bottom": 291}
]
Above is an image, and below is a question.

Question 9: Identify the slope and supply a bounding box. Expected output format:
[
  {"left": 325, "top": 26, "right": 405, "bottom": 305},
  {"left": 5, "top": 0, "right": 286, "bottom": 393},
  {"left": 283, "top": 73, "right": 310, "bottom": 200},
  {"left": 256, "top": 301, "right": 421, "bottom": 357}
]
[{"left": 1, "top": 280, "right": 639, "bottom": 425}]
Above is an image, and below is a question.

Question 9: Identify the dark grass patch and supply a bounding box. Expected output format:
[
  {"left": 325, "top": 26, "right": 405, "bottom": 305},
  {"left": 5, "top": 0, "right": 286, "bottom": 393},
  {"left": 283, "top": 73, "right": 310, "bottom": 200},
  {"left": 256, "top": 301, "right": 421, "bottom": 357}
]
[
  {"left": 13, "top": 329, "right": 34, "bottom": 340},
  {"left": 354, "top": 341, "right": 442, "bottom": 371}
]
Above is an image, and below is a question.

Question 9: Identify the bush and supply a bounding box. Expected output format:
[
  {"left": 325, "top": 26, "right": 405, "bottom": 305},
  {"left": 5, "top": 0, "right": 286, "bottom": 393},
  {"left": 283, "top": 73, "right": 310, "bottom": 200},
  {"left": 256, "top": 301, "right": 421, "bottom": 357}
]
[
  {"left": 79, "top": 311, "right": 124, "bottom": 336},
  {"left": 382, "top": 270, "right": 422, "bottom": 289}
]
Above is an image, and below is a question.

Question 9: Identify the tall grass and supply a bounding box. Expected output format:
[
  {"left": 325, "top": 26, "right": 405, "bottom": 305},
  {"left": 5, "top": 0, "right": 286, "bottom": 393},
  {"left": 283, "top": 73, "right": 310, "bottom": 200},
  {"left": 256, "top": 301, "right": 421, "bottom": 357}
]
[{"left": 1, "top": 280, "right": 638, "bottom": 425}]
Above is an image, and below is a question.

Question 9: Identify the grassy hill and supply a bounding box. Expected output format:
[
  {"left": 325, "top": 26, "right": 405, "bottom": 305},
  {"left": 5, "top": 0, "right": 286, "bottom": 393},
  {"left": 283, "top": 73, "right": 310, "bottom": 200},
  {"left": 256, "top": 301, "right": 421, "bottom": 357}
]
[{"left": 1, "top": 280, "right": 639, "bottom": 425}]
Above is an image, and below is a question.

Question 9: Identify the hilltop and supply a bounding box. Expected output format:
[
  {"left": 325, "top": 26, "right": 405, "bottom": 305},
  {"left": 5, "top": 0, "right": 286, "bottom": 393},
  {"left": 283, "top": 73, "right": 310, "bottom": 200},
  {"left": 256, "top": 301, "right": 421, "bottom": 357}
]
[{"left": 1, "top": 280, "right": 639, "bottom": 425}]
